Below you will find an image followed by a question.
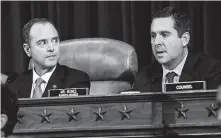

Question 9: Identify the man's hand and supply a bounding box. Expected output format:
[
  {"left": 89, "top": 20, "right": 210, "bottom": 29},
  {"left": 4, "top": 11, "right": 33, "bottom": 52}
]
[{"left": 1, "top": 73, "right": 8, "bottom": 85}]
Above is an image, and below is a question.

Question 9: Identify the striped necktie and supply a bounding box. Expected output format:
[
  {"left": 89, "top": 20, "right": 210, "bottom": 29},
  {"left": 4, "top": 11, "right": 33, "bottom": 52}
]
[{"left": 165, "top": 72, "right": 177, "bottom": 83}]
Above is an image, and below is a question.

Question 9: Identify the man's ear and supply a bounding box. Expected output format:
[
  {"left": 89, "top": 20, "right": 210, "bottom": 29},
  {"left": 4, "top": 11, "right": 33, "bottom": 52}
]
[
  {"left": 1, "top": 114, "right": 8, "bottom": 129},
  {"left": 23, "top": 43, "right": 31, "bottom": 57},
  {"left": 181, "top": 32, "right": 190, "bottom": 47}
]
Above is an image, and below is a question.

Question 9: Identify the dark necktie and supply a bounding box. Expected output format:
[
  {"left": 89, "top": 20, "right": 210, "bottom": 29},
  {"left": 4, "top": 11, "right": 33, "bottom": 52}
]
[
  {"left": 165, "top": 72, "right": 177, "bottom": 83},
  {"left": 33, "top": 78, "right": 45, "bottom": 98}
]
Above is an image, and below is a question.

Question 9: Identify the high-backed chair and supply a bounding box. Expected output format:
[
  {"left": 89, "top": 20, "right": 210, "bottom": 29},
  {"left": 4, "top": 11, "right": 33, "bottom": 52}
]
[{"left": 30, "top": 38, "right": 138, "bottom": 95}]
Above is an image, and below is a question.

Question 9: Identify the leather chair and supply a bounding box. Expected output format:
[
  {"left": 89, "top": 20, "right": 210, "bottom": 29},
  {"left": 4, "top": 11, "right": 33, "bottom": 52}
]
[{"left": 30, "top": 38, "right": 138, "bottom": 95}]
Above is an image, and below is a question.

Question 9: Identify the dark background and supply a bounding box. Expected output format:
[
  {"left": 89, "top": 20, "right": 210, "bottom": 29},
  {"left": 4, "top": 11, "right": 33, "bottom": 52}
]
[{"left": 2, "top": 1, "right": 221, "bottom": 73}]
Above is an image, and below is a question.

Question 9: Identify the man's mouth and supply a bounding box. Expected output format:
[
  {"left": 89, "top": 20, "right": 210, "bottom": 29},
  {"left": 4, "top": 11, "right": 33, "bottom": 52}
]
[
  {"left": 47, "top": 55, "right": 57, "bottom": 59},
  {"left": 156, "top": 51, "right": 166, "bottom": 55}
]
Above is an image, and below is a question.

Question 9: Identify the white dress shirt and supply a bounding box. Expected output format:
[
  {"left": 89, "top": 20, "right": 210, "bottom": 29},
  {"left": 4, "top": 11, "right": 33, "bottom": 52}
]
[
  {"left": 162, "top": 52, "right": 188, "bottom": 91},
  {"left": 30, "top": 66, "right": 56, "bottom": 98}
]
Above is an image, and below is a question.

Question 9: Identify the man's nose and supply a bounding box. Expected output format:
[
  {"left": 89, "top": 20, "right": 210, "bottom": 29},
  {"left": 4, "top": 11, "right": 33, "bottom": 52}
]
[
  {"left": 153, "top": 35, "right": 163, "bottom": 46},
  {"left": 47, "top": 42, "right": 54, "bottom": 52}
]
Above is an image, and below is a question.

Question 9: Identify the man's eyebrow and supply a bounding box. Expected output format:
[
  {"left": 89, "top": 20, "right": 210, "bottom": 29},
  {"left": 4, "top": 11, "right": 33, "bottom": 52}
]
[
  {"left": 150, "top": 31, "right": 171, "bottom": 34},
  {"left": 160, "top": 31, "right": 171, "bottom": 34},
  {"left": 36, "top": 39, "right": 47, "bottom": 43},
  {"left": 52, "top": 36, "right": 59, "bottom": 40}
]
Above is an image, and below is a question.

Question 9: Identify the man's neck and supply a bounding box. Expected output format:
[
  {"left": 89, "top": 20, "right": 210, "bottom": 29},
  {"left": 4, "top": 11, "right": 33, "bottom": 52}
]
[
  {"left": 34, "top": 66, "right": 55, "bottom": 77},
  {"left": 163, "top": 48, "right": 188, "bottom": 70}
]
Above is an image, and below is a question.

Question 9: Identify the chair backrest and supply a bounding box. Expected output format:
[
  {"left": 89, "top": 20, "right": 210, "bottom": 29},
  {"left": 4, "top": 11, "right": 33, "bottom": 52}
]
[{"left": 29, "top": 38, "right": 138, "bottom": 95}]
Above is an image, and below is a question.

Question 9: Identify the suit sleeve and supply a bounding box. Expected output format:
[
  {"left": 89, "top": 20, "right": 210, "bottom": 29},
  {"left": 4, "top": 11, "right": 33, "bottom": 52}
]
[
  {"left": 206, "top": 61, "right": 221, "bottom": 89},
  {"left": 68, "top": 69, "right": 91, "bottom": 89},
  {"left": 72, "top": 72, "right": 90, "bottom": 89},
  {"left": 133, "top": 70, "right": 150, "bottom": 92}
]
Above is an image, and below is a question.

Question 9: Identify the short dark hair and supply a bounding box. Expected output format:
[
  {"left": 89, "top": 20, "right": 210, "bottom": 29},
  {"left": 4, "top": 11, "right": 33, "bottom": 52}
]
[
  {"left": 1, "top": 85, "right": 18, "bottom": 135},
  {"left": 152, "top": 6, "right": 191, "bottom": 37},
  {"left": 23, "top": 18, "right": 57, "bottom": 44}
]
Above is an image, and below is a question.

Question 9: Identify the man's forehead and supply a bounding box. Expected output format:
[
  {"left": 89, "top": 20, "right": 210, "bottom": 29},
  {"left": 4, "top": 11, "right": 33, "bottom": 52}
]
[
  {"left": 29, "top": 22, "right": 58, "bottom": 39},
  {"left": 151, "top": 17, "right": 175, "bottom": 32}
]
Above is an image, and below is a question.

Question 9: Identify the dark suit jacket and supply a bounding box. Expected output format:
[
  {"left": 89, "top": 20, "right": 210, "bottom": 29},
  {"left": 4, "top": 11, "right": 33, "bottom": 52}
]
[
  {"left": 133, "top": 52, "right": 221, "bottom": 92},
  {"left": 8, "top": 64, "right": 90, "bottom": 98}
]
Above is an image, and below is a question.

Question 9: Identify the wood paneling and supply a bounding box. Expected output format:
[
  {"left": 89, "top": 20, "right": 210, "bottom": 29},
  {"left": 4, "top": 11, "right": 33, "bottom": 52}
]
[{"left": 11, "top": 90, "right": 221, "bottom": 137}]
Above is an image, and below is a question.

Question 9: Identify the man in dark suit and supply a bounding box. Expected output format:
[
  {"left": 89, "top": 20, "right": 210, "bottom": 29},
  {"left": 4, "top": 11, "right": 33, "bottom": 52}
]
[
  {"left": 133, "top": 6, "right": 221, "bottom": 92},
  {"left": 9, "top": 18, "right": 90, "bottom": 98}
]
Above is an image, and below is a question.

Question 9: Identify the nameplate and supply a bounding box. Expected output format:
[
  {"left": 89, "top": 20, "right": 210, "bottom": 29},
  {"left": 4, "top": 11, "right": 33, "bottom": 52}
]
[
  {"left": 48, "top": 88, "right": 89, "bottom": 97},
  {"left": 165, "top": 81, "right": 206, "bottom": 92}
]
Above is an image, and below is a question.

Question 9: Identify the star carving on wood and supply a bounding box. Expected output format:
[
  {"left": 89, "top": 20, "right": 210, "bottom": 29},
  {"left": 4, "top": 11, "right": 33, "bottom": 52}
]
[
  {"left": 206, "top": 102, "right": 220, "bottom": 117},
  {"left": 175, "top": 103, "right": 189, "bottom": 119},
  {"left": 66, "top": 107, "right": 80, "bottom": 122},
  {"left": 38, "top": 108, "right": 52, "bottom": 123},
  {"left": 93, "top": 106, "right": 107, "bottom": 121},
  {"left": 17, "top": 111, "right": 25, "bottom": 124},
  {"left": 118, "top": 105, "right": 133, "bottom": 120}
]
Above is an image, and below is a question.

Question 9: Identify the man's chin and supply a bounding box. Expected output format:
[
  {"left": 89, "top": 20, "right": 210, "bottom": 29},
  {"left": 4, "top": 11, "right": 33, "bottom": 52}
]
[
  {"left": 156, "top": 58, "right": 169, "bottom": 65},
  {"left": 44, "top": 62, "right": 57, "bottom": 68}
]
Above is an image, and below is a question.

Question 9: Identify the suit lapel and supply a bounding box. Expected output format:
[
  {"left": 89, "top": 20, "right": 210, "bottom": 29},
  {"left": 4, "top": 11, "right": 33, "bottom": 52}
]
[
  {"left": 42, "top": 64, "right": 65, "bottom": 97},
  {"left": 179, "top": 51, "right": 199, "bottom": 82}
]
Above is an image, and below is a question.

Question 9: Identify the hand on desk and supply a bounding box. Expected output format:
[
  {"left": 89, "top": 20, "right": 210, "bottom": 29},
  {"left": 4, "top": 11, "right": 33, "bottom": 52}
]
[{"left": 1, "top": 73, "right": 8, "bottom": 85}]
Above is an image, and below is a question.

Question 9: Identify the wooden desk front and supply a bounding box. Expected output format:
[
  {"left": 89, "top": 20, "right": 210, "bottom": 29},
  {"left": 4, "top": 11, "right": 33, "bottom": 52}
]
[{"left": 11, "top": 90, "right": 221, "bottom": 137}]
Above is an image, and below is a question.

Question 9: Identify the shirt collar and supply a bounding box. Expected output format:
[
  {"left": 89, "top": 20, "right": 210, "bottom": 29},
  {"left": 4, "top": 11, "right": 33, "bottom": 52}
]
[
  {"left": 32, "top": 66, "right": 56, "bottom": 84},
  {"left": 162, "top": 52, "right": 188, "bottom": 78}
]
